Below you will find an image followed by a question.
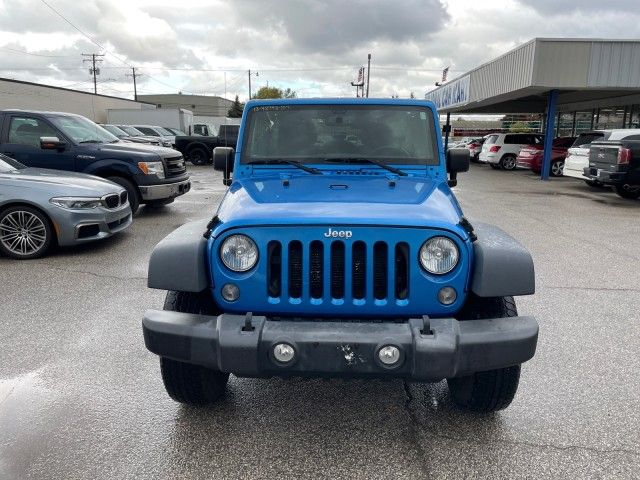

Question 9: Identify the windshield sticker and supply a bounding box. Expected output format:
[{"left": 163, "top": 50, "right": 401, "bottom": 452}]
[{"left": 253, "top": 105, "right": 291, "bottom": 112}]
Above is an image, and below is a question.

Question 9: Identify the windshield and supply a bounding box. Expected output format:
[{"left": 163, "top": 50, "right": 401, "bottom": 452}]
[
  {"left": 241, "top": 105, "right": 438, "bottom": 165},
  {"left": 49, "top": 115, "right": 118, "bottom": 144},
  {"left": 155, "top": 127, "right": 173, "bottom": 136},
  {"left": 0, "top": 154, "right": 26, "bottom": 172},
  {"left": 166, "top": 128, "right": 186, "bottom": 136},
  {"left": 102, "top": 125, "right": 127, "bottom": 137},
  {"left": 119, "top": 125, "right": 144, "bottom": 136}
]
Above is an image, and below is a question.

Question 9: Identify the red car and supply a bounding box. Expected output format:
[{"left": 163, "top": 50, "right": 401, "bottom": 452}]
[{"left": 516, "top": 136, "right": 576, "bottom": 176}]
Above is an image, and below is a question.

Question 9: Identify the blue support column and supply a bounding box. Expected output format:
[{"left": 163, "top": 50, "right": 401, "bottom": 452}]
[{"left": 541, "top": 89, "right": 559, "bottom": 180}]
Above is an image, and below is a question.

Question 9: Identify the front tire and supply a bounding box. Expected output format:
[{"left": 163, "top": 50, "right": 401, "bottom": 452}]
[
  {"left": 159, "top": 291, "right": 229, "bottom": 405},
  {"left": 447, "top": 295, "right": 522, "bottom": 412},
  {"left": 0, "top": 205, "right": 53, "bottom": 259}
]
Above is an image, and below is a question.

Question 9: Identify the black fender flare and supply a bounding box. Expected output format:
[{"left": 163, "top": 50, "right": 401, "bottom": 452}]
[
  {"left": 148, "top": 219, "right": 209, "bottom": 292},
  {"left": 470, "top": 222, "right": 535, "bottom": 297}
]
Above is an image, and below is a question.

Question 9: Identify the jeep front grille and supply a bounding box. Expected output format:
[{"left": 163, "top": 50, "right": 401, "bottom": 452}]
[{"left": 266, "top": 240, "right": 409, "bottom": 302}]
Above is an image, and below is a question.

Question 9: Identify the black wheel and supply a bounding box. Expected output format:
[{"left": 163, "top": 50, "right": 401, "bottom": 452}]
[
  {"left": 188, "top": 147, "right": 209, "bottom": 165},
  {"left": 500, "top": 155, "right": 517, "bottom": 170},
  {"left": 0, "top": 205, "right": 53, "bottom": 259},
  {"left": 160, "top": 291, "right": 229, "bottom": 405},
  {"left": 614, "top": 184, "right": 640, "bottom": 199},
  {"left": 107, "top": 176, "right": 140, "bottom": 214},
  {"left": 489, "top": 163, "right": 501, "bottom": 170},
  {"left": 447, "top": 295, "right": 522, "bottom": 412},
  {"left": 550, "top": 160, "right": 564, "bottom": 177}
]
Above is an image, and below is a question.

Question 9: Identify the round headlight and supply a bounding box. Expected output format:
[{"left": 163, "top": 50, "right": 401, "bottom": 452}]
[
  {"left": 220, "top": 234, "right": 258, "bottom": 272},
  {"left": 419, "top": 236, "right": 459, "bottom": 274}
]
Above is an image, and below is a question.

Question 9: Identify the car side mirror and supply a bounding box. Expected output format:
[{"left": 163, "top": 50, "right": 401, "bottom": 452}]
[
  {"left": 446, "top": 148, "right": 470, "bottom": 187},
  {"left": 40, "top": 136, "right": 66, "bottom": 151},
  {"left": 213, "top": 147, "right": 234, "bottom": 186}
]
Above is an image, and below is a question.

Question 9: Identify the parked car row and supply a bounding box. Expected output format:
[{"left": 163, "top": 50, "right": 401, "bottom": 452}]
[
  {"left": 103, "top": 119, "right": 241, "bottom": 166},
  {"left": 463, "top": 128, "right": 640, "bottom": 199},
  {"left": 0, "top": 109, "right": 192, "bottom": 259}
]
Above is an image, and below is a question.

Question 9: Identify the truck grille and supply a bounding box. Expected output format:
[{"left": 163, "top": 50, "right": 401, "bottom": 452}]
[
  {"left": 212, "top": 226, "right": 468, "bottom": 317},
  {"left": 165, "top": 155, "right": 186, "bottom": 177},
  {"left": 267, "top": 239, "right": 410, "bottom": 302}
]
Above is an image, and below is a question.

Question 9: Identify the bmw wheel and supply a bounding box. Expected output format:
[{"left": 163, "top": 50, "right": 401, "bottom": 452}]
[{"left": 0, "top": 206, "right": 53, "bottom": 259}]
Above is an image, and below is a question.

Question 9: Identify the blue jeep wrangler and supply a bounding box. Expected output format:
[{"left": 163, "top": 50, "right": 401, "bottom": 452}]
[{"left": 143, "top": 99, "right": 538, "bottom": 412}]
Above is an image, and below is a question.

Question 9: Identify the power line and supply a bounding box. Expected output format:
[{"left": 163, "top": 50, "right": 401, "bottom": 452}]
[{"left": 0, "top": 47, "right": 76, "bottom": 58}]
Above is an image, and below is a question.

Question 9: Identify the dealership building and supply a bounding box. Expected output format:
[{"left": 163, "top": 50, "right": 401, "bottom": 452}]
[
  {"left": 0, "top": 77, "right": 151, "bottom": 122},
  {"left": 426, "top": 38, "right": 640, "bottom": 178}
]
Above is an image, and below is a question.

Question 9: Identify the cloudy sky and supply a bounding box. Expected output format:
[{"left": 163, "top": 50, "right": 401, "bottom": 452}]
[{"left": 0, "top": 0, "right": 639, "bottom": 101}]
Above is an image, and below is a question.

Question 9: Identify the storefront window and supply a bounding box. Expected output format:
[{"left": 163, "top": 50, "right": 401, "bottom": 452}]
[
  {"left": 574, "top": 111, "right": 594, "bottom": 134},
  {"left": 557, "top": 113, "right": 574, "bottom": 136},
  {"left": 628, "top": 105, "right": 640, "bottom": 128},
  {"left": 595, "top": 107, "right": 625, "bottom": 129}
]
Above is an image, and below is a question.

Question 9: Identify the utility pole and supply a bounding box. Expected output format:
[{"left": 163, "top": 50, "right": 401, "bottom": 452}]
[
  {"left": 126, "top": 67, "right": 142, "bottom": 101},
  {"left": 82, "top": 53, "right": 104, "bottom": 94},
  {"left": 248, "top": 69, "right": 259, "bottom": 99},
  {"left": 366, "top": 53, "right": 371, "bottom": 98}
]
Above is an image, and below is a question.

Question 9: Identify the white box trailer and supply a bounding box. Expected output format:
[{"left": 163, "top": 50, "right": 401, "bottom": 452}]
[{"left": 107, "top": 108, "right": 193, "bottom": 133}]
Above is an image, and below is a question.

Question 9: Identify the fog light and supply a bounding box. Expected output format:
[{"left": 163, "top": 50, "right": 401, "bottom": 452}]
[
  {"left": 378, "top": 345, "right": 401, "bottom": 366},
  {"left": 273, "top": 343, "right": 295, "bottom": 364},
  {"left": 221, "top": 283, "right": 240, "bottom": 302},
  {"left": 438, "top": 286, "right": 457, "bottom": 305}
]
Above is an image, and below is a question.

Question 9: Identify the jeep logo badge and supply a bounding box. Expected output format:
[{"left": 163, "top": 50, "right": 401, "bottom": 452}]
[{"left": 324, "top": 228, "right": 353, "bottom": 239}]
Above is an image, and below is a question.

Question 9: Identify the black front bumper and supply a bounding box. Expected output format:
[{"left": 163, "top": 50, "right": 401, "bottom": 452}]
[{"left": 142, "top": 311, "right": 538, "bottom": 381}]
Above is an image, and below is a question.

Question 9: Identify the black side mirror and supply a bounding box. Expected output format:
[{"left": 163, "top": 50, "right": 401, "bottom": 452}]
[
  {"left": 40, "top": 136, "right": 66, "bottom": 151},
  {"left": 213, "top": 147, "right": 234, "bottom": 186},
  {"left": 446, "top": 148, "right": 470, "bottom": 187}
]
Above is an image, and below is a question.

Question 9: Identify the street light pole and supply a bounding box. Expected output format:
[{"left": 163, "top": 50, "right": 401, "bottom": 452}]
[{"left": 366, "top": 53, "right": 371, "bottom": 98}]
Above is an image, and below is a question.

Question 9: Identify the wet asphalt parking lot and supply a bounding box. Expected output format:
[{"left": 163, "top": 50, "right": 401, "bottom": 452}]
[{"left": 1, "top": 163, "right": 639, "bottom": 479}]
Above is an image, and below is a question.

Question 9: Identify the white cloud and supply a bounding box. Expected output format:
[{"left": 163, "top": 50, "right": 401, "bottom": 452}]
[{"left": 0, "top": 0, "right": 639, "bottom": 101}]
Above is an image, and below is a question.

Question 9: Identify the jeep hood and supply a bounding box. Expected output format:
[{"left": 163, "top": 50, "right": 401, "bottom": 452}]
[{"left": 214, "top": 174, "right": 465, "bottom": 236}]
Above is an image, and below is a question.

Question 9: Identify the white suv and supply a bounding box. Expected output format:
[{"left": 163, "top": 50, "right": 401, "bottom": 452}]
[{"left": 480, "top": 133, "right": 544, "bottom": 170}]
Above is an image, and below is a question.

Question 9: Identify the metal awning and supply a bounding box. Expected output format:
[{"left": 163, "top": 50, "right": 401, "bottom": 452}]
[{"left": 426, "top": 38, "right": 640, "bottom": 114}]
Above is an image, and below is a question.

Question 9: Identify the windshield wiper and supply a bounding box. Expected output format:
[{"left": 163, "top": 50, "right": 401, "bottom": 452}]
[
  {"left": 322, "top": 157, "right": 408, "bottom": 176},
  {"left": 247, "top": 159, "right": 322, "bottom": 175},
  {"left": 79, "top": 140, "right": 102, "bottom": 144}
]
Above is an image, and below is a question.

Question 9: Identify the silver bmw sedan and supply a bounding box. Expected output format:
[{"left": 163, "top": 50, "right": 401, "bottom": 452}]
[{"left": 0, "top": 154, "right": 132, "bottom": 259}]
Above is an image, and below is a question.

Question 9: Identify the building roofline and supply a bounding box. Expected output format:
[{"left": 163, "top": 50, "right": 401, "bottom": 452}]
[
  {"left": 426, "top": 37, "right": 640, "bottom": 98},
  {"left": 0, "top": 76, "right": 154, "bottom": 105}
]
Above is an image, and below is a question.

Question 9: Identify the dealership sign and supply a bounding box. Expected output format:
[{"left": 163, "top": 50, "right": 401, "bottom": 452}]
[{"left": 425, "top": 75, "right": 471, "bottom": 110}]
